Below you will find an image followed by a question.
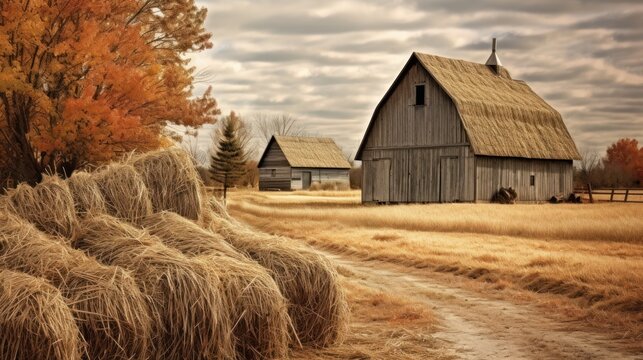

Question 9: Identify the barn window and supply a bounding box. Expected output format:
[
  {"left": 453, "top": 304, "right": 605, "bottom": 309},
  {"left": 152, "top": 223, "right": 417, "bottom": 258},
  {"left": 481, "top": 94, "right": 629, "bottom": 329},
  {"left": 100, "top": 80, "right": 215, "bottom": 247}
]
[
  {"left": 271, "top": 169, "right": 276, "bottom": 177},
  {"left": 415, "top": 84, "right": 425, "bottom": 106},
  {"left": 530, "top": 175, "right": 535, "bottom": 186}
]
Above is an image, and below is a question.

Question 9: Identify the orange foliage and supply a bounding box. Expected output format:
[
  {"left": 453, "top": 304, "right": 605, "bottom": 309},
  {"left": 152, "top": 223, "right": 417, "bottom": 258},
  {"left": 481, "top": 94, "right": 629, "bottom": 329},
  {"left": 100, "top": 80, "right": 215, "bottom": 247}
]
[
  {"left": 604, "top": 138, "right": 642, "bottom": 184},
  {"left": 0, "top": 0, "right": 219, "bottom": 184}
]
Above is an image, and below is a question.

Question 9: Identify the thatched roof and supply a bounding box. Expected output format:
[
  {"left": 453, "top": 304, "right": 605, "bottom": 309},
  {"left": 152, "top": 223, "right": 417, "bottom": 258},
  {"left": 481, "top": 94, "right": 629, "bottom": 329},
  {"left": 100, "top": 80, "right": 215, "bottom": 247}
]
[
  {"left": 356, "top": 52, "right": 581, "bottom": 160},
  {"left": 260, "top": 136, "right": 351, "bottom": 169}
]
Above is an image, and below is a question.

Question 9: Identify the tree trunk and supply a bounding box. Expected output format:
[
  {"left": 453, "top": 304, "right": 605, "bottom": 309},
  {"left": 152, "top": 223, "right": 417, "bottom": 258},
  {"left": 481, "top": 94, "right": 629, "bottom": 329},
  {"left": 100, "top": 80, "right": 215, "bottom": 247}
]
[{"left": 223, "top": 174, "right": 228, "bottom": 203}]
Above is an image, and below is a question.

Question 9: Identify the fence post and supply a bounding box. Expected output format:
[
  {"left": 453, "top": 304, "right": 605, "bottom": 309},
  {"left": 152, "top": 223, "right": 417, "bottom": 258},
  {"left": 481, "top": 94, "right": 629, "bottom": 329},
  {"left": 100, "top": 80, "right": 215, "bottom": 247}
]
[
  {"left": 624, "top": 189, "right": 629, "bottom": 202},
  {"left": 610, "top": 188, "right": 615, "bottom": 202},
  {"left": 587, "top": 183, "right": 594, "bottom": 203}
]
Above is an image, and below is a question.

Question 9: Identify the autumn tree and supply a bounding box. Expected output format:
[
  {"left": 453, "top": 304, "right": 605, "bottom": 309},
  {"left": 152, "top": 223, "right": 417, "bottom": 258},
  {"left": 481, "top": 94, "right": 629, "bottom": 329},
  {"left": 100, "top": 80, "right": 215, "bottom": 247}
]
[
  {"left": 209, "top": 112, "right": 247, "bottom": 201},
  {"left": 0, "top": 0, "right": 219, "bottom": 185},
  {"left": 603, "top": 138, "right": 642, "bottom": 187}
]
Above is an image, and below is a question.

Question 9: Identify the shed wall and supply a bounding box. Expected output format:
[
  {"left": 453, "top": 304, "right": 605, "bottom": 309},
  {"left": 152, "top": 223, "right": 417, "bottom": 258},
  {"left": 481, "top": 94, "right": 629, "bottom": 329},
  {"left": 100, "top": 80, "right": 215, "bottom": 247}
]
[
  {"left": 475, "top": 157, "right": 574, "bottom": 202},
  {"left": 291, "top": 168, "right": 350, "bottom": 190}
]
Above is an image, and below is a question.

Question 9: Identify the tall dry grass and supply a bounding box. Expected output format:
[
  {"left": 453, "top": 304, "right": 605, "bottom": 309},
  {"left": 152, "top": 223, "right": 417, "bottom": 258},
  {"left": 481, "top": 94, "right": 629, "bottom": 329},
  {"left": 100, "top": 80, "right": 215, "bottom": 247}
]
[
  {"left": 230, "top": 192, "right": 642, "bottom": 243},
  {"left": 228, "top": 191, "right": 643, "bottom": 344}
]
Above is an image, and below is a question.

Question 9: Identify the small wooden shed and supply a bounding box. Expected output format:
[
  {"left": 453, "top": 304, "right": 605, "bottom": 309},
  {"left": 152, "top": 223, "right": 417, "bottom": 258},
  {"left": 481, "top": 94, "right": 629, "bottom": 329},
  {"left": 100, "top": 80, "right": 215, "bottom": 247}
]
[
  {"left": 258, "top": 135, "right": 351, "bottom": 191},
  {"left": 355, "top": 40, "right": 581, "bottom": 203}
]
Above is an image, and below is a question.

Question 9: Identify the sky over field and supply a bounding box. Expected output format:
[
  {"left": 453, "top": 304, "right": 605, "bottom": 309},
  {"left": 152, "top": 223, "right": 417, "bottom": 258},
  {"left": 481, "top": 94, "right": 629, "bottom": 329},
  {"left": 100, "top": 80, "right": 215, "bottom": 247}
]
[{"left": 187, "top": 0, "right": 643, "bottom": 159}]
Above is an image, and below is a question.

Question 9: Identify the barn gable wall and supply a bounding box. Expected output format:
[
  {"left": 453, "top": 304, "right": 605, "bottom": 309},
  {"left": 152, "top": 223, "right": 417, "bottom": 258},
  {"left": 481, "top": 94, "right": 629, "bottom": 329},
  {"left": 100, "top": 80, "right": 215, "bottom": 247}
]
[
  {"left": 363, "top": 60, "right": 468, "bottom": 150},
  {"left": 361, "top": 60, "right": 474, "bottom": 203},
  {"left": 259, "top": 140, "right": 291, "bottom": 191}
]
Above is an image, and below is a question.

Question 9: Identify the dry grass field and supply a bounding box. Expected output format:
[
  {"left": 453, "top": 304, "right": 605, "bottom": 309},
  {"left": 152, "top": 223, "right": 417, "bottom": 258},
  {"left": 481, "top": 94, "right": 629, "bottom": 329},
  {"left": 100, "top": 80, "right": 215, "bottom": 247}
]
[{"left": 229, "top": 190, "right": 643, "bottom": 358}]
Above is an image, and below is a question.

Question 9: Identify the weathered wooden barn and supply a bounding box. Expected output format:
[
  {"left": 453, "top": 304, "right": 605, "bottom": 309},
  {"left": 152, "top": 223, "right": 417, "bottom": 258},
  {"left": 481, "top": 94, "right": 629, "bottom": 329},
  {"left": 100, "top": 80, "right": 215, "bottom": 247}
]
[
  {"left": 258, "top": 135, "right": 351, "bottom": 191},
  {"left": 355, "top": 40, "right": 581, "bottom": 203}
]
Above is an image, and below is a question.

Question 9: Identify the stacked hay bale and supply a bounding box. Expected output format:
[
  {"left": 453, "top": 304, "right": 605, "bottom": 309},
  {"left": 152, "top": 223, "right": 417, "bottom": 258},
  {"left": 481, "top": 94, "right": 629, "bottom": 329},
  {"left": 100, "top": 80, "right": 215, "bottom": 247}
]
[
  {"left": 205, "top": 204, "right": 350, "bottom": 347},
  {"left": 75, "top": 214, "right": 235, "bottom": 360},
  {"left": 0, "top": 270, "right": 83, "bottom": 360},
  {"left": 142, "top": 211, "right": 292, "bottom": 359},
  {"left": 92, "top": 164, "right": 153, "bottom": 224},
  {"left": 0, "top": 212, "right": 151, "bottom": 360},
  {"left": 3, "top": 176, "right": 77, "bottom": 238},
  {"left": 131, "top": 148, "right": 204, "bottom": 221},
  {"left": 67, "top": 171, "right": 107, "bottom": 217},
  {"left": 0, "top": 147, "right": 349, "bottom": 358},
  {"left": 131, "top": 149, "right": 349, "bottom": 347}
]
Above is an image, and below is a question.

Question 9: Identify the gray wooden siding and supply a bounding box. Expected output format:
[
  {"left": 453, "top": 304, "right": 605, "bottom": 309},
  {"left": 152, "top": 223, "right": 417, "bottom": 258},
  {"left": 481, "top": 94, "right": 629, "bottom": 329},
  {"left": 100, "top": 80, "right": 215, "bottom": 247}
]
[
  {"left": 364, "top": 61, "right": 467, "bottom": 149},
  {"left": 475, "top": 157, "right": 574, "bottom": 202},
  {"left": 259, "top": 140, "right": 289, "bottom": 167},
  {"left": 362, "top": 146, "right": 475, "bottom": 203},
  {"left": 361, "top": 60, "right": 475, "bottom": 203},
  {"left": 259, "top": 168, "right": 291, "bottom": 191},
  {"left": 259, "top": 140, "right": 291, "bottom": 191},
  {"left": 291, "top": 168, "right": 350, "bottom": 190}
]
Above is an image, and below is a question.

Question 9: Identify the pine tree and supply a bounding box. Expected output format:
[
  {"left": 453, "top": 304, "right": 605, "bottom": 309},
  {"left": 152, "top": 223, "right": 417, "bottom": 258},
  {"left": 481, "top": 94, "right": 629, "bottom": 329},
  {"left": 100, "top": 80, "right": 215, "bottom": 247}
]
[{"left": 209, "top": 112, "right": 247, "bottom": 201}]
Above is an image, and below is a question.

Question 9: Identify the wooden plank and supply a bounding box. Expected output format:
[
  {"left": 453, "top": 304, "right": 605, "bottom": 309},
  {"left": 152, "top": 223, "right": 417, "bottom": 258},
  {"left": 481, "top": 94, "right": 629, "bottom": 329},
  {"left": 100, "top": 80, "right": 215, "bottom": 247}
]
[
  {"left": 440, "top": 157, "right": 460, "bottom": 202},
  {"left": 475, "top": 157, "right": 574, "bottom": 202},
  {"left": 373, "top": 159, "right": 391, "bottom": 202},
  {"left": 363, "top": 61, "right": 466, "bottom": 150}
]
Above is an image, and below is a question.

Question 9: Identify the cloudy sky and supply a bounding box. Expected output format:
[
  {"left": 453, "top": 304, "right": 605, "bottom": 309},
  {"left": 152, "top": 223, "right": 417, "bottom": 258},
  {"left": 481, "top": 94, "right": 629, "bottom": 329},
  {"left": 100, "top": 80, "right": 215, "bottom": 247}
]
[{"left": 185, "top": 0, "right": 643, "bottom": 159}]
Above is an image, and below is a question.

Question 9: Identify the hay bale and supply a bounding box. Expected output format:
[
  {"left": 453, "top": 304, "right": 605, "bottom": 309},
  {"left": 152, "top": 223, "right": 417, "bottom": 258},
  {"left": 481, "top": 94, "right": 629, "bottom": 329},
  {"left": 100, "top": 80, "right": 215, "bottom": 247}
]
[
  {"left": 492, "top": 187, "right": 518, "bottom": 204},
  {"left": 204, "top": 200, "right": 349, "bottom": 347},
  {"left": 75, "top": 214, "right": 235, "bottom": 360},
  {"left": 66, "top": 171, "right": 107, "bottom": 217},
  {"left": 92, "top": 164, "right": 153, "bottom": 224},
  {"left": 0, "top": 269, "right": 84, "bottom": 360},
  {"left": 0, "top": 212, "right": 151, "bottom": 360},
  {"left": 4, "top": 175, "right": 77, "bottom": 238},
  {"left": 143, "top": 211, "right": 244, "bottom": 260},
  {"left": 131, "top": 148, "right": 204, "bottom": 220},
  {"left": 142, "top": 211, "right": 292, "bottom": 359}
]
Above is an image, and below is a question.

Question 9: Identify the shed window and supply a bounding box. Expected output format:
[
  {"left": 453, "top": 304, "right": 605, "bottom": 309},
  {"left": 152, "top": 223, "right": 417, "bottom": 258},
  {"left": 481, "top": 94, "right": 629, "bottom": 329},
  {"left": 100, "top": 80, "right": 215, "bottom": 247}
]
[
  {"left": 271, "top": 169, "right": 276, "bottom": 177},
  {"left": 530, "top": 175, "right": 535, "bottom": 186},
  {"left": 415, "top": 84, "right": 425, "bottom": 106}
]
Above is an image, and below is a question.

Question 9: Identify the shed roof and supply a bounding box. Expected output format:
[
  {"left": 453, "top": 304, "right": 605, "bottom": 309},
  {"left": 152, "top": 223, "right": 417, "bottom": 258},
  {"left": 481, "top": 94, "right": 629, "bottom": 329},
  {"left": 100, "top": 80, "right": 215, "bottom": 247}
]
[
  {"left": 259, "top": 136, "right": 351, "bottom": 169},
  {"left": 356, "top": 52, "right": 581, "bottom": 160}
]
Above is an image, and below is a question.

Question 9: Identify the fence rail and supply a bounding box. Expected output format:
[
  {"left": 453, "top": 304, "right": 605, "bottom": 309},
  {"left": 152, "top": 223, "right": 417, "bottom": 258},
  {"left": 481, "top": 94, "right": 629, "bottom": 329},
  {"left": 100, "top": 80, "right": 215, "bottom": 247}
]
[{"left": 574, "top": 185, "right": 643, "bottom": 203}]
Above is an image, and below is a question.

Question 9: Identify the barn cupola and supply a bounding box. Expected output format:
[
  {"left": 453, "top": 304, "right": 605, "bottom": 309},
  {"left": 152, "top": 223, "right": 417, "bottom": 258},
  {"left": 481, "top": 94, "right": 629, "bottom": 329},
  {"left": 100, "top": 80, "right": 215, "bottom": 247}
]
[{"left": 485, "top": 37, "right": 502, "bottom": 74}]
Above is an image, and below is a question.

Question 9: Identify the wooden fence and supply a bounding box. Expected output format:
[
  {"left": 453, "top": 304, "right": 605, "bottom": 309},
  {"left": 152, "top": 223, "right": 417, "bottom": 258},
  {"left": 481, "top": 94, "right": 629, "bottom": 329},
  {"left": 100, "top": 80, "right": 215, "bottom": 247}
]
[{"left": 574, "top": 185, "right": 643, "bottom": 204}]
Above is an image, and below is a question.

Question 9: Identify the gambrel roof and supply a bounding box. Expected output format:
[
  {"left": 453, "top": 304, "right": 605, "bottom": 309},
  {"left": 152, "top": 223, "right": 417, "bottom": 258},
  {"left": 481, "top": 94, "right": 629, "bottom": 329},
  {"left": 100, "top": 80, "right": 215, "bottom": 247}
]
[
  {"left": 259, "top": 136, "right": 351, "bottom": 169},
  {"left": 356, "top": 52, "right": 581, "bottom": 160}
]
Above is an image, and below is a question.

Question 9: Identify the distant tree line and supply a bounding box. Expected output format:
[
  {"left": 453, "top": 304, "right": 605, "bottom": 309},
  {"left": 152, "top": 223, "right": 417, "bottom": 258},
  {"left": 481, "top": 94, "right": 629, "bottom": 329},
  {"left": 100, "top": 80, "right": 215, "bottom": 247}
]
[{"left": 575, "top": 138, "right": 643, "bottom": 188}]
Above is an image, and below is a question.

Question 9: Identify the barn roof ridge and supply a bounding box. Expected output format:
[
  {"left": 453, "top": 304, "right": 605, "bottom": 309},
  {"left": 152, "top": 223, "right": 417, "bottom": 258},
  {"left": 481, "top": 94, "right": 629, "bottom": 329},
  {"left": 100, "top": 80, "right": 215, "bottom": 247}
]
[
  {"left": 355, "top": 52, "right": 581, "bottom": 161},
  {"left": 259, "top": 135, "right": 351, "bottom": 169}
]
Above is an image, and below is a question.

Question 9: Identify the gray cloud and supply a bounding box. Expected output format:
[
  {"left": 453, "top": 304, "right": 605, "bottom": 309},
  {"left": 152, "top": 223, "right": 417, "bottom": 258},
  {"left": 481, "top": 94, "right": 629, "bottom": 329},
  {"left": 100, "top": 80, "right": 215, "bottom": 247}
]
[{"left": 189, "top": 0, "right": 643, "bottom": 158}]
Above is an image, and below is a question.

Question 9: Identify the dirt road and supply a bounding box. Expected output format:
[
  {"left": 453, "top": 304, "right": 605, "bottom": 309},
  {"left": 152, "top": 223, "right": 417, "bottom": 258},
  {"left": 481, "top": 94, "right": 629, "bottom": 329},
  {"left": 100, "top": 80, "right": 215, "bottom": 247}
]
[{"left": 323, "top": 251, "right": 640, "bottom": 360}]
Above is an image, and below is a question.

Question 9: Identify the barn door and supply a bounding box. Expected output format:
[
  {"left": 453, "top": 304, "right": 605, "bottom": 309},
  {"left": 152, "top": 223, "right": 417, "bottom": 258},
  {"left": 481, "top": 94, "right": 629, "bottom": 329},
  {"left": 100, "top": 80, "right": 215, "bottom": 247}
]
[
  {"left": 440, "top": 157, "right": 460, "bottom": 202},
  {"left": 373, "top": 159, "right": 391, "bottom": 203},
  {"left": 302, "top": 171, "right": 312, "bottom": 189}
]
